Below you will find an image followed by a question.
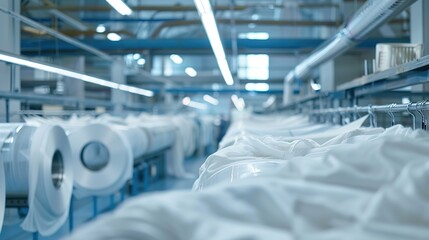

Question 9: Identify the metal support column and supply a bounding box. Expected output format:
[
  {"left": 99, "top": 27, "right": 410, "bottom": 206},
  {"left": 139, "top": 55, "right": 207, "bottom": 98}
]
[{"left": 0, "top": 0, "right": 20, "bottom": 122}]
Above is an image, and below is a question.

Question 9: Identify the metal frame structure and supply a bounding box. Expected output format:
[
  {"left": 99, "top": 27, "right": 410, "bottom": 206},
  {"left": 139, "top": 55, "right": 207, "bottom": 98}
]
[{"left": 279, "top": 54, "right": 429, "bottom": 113}]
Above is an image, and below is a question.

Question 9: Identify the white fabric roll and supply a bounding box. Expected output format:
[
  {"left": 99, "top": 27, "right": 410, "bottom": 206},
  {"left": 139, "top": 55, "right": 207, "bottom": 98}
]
[
  {"left": 170, "top": 116, "right": 197, "bottom": 158},
  {"left": 0, "top": 123, "right": 23, "bottom": 234},
  {"left": 141, "top": 123, "right": 175, "bottom": 154},
  {"left": 111, "top": 125, "right": 149, "bottom": 159},
  {"left": 140, "top": 121, "right": 195, "bottom": 178},
  {"left": 26, "top": 117, "right": 143, "bottom": 197},
  {"left": 0, "top": 134, "right": 5, "bottom": 234},
  {"left": 0, "top": 124, "right": 73, "bottom": 236},
  {"left": 67, "top": 123, "right": 133, "bottom": 198},
  {"left": 92, "top": 114, "right": 150, "bottom": 158}
]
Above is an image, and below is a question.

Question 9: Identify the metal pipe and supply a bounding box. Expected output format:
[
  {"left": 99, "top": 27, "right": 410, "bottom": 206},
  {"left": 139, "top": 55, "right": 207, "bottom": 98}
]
[
  {"left": 23, "top": 3, "right": 344, "bottom": 12},
  {"left": 49, "top": 9, "right": 88, "bottom": 31},
  {"left": 23, "top": 5, "right": 247, "bottom": 12},
  {"left": 284, "top": 0, "right": 417, "bottom": 102},
  {"left": 151, "top": 19, "right": 339, "bottom": 38},
  {"left": 57, "top": 29, "right": 135, "bottom": 37},
  {"left": 311, "top": 101, "right": 429, "bottom": 114},
  {"left": 0, "top": 6, "right": 112, "bottom": 61}
]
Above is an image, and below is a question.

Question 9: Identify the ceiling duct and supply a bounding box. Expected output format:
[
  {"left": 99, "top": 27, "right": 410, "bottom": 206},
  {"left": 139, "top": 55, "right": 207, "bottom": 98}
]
[{"left": 284, "top": 0, "right": 417, "bottom": 103}]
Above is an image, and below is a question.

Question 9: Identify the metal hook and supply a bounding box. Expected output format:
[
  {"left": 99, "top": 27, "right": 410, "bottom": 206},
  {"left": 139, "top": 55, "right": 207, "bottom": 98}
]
[
  {"left": 388, "top": 103, "right": 396, "bottom": 126},
  {"left": 415, "top": 101, "right": 426, "bottom": 130},
  {"left": 368, "top": 105, "right": 377, "bottom": 127},
  {"left": 407, "top": 102, "right": 416, "bottom": 130},
  {"left": 419, "top": 100, "right": 428, "bottom": 130},
  {"left": 367, "top": 106, "right": 373, "bottom": 127},
  {"left": 354, "top": 105, "right": 361, "bottom": 120},
  {"left": 341, "top": 111, "right": 347, "bottom": 125}
]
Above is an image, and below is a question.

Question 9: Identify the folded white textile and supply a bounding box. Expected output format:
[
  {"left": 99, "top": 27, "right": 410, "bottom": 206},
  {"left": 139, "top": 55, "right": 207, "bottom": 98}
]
[{"left": 194, "top": 125, "right": 424, "bottom": 191}]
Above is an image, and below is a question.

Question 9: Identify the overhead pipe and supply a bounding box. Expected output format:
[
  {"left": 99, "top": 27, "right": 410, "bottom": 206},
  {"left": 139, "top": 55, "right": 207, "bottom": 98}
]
[
  {"left": 0, "top": 6, "right": 112, "bottom": 61},
  {"left": 56, "top": 30, "right": 135, "bottom": 37},
  {"left": 150, "top": 17, "right": 407, "bottom": 38},
  {"left": 22, "top": 3, "right": 343, "bottom": 12},
  {"left": 151, "top": 19, "right": 340, "bottom": 38},
  {"left": 40, "top": 0, "right": 89, "bottom": 31},
  {"left": 283, "top": 0, "right": 417, "bottom": 104},
  {"left": 23, "top": 5, "right": 247, "bottom": 12}
]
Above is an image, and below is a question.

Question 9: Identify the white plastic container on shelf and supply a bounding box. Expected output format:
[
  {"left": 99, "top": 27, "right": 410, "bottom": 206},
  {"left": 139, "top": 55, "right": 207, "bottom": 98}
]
[{"left": 375, "top": 43, "right": 423, "bottom": 71}]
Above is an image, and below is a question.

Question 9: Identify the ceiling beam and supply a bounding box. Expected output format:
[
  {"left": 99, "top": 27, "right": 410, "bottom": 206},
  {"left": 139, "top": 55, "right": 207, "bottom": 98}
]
[
  {"left": 22, "top": 5, "right": 247, "bottom": 12},
  {"left": 21, "top": 38, "right": 410, "bottom": 55},
  {"left": 151, "top": 19, "right": 340, "bottom": 38}
]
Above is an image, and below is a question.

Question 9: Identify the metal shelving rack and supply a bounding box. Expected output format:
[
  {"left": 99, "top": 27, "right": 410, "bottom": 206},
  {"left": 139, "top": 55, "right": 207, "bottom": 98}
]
[
  {"left": 338, "top": 54, "right": 429, "bottom": 98},
  {"left": 280, "top": 55, "right": 429, "bottom": 112}
]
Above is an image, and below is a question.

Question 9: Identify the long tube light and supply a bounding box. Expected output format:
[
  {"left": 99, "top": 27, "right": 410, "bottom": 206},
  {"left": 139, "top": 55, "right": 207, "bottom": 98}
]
[
  {"left": 106, "top": 0, "right": 133, "bottom": 16},
  {"left": 231, "top": 94, "right": 245, "bottom": 111},
  {"left": 0, "top": 50, "right": 153, "bottom": 97},
  {"left": 194, "top": 0, "right": 234, "bottom": 86},
  {"left": 203, "top": 94, "right": 219, "bottom": 105},
  {"left": 182, "top": 97, "right": 208, "bottom": 110},
  {"left": 262, "top": 95, "right": 276, "bottom": 108},
  {"left": 107, "top": 32, "right": 122, "bottom": 41}
]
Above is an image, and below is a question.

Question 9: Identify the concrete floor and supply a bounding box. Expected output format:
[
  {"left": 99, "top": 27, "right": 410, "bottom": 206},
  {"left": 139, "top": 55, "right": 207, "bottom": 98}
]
[{"left": 0, "top": 156, "right": 206, "bottom": 240}]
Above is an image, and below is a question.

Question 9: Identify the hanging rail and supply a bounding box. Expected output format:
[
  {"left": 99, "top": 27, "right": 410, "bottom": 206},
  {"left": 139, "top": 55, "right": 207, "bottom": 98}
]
[{"left": 310, "top": 101, "right": 429, "bottom": 115}]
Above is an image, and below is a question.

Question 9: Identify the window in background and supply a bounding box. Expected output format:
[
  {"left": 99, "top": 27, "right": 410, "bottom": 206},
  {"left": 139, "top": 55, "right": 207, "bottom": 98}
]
[{"left": 238, "top": 54, "right": 269, "bottom": 80}]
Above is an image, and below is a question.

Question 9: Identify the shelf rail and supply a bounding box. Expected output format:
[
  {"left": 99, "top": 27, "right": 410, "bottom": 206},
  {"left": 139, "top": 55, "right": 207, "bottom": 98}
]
[{"left": 0, "top": 6, "right": 112, "bottom": 61}]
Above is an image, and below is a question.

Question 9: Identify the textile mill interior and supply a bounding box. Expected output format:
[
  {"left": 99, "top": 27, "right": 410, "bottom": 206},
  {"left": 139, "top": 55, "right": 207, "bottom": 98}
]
[{"left": 0, "top": 0, "right": 429, "bottom": 239}]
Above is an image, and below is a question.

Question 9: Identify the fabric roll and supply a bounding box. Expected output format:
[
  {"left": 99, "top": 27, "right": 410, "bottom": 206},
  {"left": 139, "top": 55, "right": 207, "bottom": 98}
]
[
  {"left": 0, "top": 131, "right": 6, "bottom": 234},
  {"left": 111, "top": 125, "right": 149, "bottom": 159},
  {"left": 67, "top": 123, "right": 133, "bottom": 198},
  {"left": 140, "top": 123, "right": 175, "bottom": 154},
  {"left": 0, "top": 124, "right": 73, "bottom": 236}
]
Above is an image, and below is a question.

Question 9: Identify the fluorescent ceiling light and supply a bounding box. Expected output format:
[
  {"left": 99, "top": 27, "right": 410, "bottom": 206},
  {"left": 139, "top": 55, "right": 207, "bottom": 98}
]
[
  {"left": 0, "top": 50, "right": 153, "bottom": 97},
  {"left": 118, "top": 84, "right": 153, "bottom": 96},
  {"left": 194, "top": 0, "right": 234, "bottom": 86},
  {"left": 133, "top": 53, "right": 141, "bottom": 60},
  {"left": 107, "top": 32, "right": 121, "bottom": 41},
  {"left": 231, "top": 94, "right": 245, "bottom": 111},
  {"left": 203, "top": 94, "right": 219, "bottom": 105},
  {"left": 182, "top": 97, "right": 207, "bottom": 110},
  {"left": 251, "top": 14, "right": 260, "bottom": 20},
  {"left": 245, "top": 83, "right": 269, "bottom": 92},
  {"left": 310, "top": 80, "right": 321, "bottom": 91},
  {"left": 238, "top": 32, "right": 270, "bottom": 40},
  {"left": 182, "top": 97, "right": 191, "bottom": 105},
  {"left": 170, "top": 54, "right": 183, "bottom": 64},
  {"left": 96, "top": 24, "right": 106, "bottom": 33},
  {"left": 188, "top": 102, "right": 208, "bottom": 110},
  {"left": 106, "top": 0, "right": 133, "bottom": 16},
  {"left": 402, "top": 97, "right": 411, "bottom": 104},
  {"left": 262, "top": 95, "right": 276, "bottom": 108},
  {"left": 185, "top": 67, "right": 197, "bottom": 77},
  {"left": 239, "top": 97, "right": 245, "bottom": 108},
  {"left": 137, "top": 58, "right": 146, "bottom": 65}
]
